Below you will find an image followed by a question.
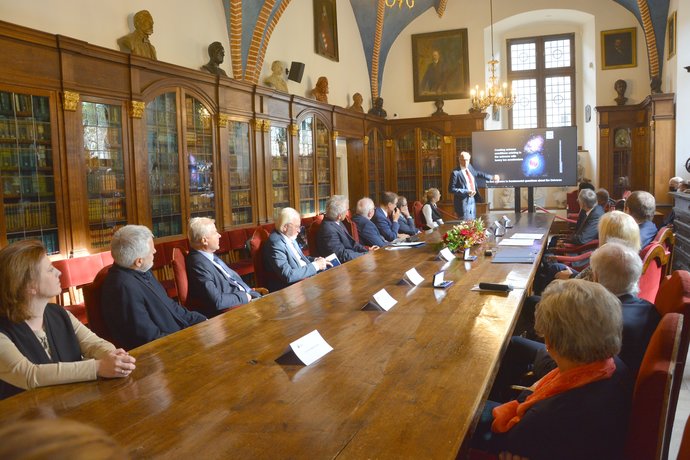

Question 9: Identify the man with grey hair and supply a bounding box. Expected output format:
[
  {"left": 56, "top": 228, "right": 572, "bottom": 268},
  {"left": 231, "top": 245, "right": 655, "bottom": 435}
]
[
  {"left": 186, "top": 217, "right": 261, "bottom": 318},
  {"left": 352, "top": 197, "right": 388, "bottom": 247},
  {"left": 317, "top": 195, "right": 372, "bottom": 262},
  {"left": 549, "top": 188, "right": 604, "bottom": 248},
  {"left": 102, "top": 225, "right": 206, "bottom": 350},
  {"left": 590, "top": 240, "right": 659, "bottom": 376},
  {"left": 624, "top": 190, "right": 657, "bottom": 248},
  {"left": 263, "top": 207, "right": 329, "bottom": 292}
]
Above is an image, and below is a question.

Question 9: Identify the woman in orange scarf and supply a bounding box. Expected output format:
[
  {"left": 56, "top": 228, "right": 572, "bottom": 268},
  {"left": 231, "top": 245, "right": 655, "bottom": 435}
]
[{"left": 471, "top": 280, "right": 633, "bottom": 460}]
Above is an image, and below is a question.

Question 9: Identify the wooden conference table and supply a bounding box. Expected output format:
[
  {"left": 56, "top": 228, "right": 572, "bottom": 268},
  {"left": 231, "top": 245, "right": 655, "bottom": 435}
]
[{"left": 0, "top": 213, "right": 552, "bottom": 459}]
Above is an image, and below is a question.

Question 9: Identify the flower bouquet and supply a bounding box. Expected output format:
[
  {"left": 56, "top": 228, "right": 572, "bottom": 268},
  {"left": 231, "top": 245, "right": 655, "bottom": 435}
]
[{"left": 442, "top": 218, "right": 486, "bottom": 252}]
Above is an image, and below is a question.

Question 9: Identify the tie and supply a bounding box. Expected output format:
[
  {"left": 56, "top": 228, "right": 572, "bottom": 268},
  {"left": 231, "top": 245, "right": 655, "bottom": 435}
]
[
  {"left": 464, "top": 169, "right": 475, "bottom": 192},
  {"left": 289, "top": 239, "right": 307, "bottom": 267},
  {"left": 212, "top": 255, "right": 247, "bottom": 292}
]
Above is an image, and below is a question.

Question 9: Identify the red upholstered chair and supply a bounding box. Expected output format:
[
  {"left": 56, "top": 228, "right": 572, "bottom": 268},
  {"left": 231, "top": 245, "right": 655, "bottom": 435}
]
[
  {"left": 653, "top": 226, "right": 675, "bottom": 275},
  {"left": 171, "top": 247, "right": 189, "bottom": 307},
  {"left": 565, "top": 190, "right": 580, "bottom": 221},
  {"left": 300, "top": 216, "right": 316, "bottom": 256},
  {"left": 625, "top": 313, "right": 683, "bottom": 460},
  {"left": 342, "top": 215, "right": 359, "bottom": 243},
  {"left": 248, "top": 227, "right": 274, "bottom": 290},
  {"left": 412, "top": 201, "right": 424, "bottom": 229},
  {"left": 678, "top": 413, "right": 690, "bottom": 460},
  {"left": 82, "top": 264, "right": 124, "bottom": 348},
  {"left": 307, "top": 214, "right": 325, "bottom": 258},
  {"left": 639, "top": 244, "right": 670, "bottom": 303},
  {"left": 226, "top": 228, "right": 254, "bottom": 277}
]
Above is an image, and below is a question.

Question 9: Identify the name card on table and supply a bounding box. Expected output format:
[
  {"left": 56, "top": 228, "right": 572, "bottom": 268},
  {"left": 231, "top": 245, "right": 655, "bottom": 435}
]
[
  {"left": 363, "top": 288, "right": 398, "bottom": 311},
  {"left": 399, "top": 267, "right": 424, "bottom": 286},
  {"left": 437, "top": 247, "right": 456, "bottom": 262},
  {"left": 280, "top": 330, "right": 333, "bottom": 366}
]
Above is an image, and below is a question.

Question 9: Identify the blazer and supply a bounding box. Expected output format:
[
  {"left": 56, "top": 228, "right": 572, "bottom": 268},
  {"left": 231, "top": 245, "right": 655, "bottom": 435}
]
[
  {"left": 352, "top": 214, "right": 388, "bottom": 247},
  {"left": 101, "top": 264, "right": 206, "bottom": 350},
  {"left": 371, "top": 207, "right": 400, "bottom": 241},
  {"left": 619, "top": 293, "right": 660, "bottom": 377},
  {"left": 186, "top": 249, "right": 259, "bottom": 318},
  {"left": 316, "top": 218, "right": 368, "bottom": 262},
  {"left": 263, "top": 230, "right": 317, "bottom": 292},
  {"left": 448, "top": 165, "right": 492, "bottom": 219},
  {"left": 568, "top": 205, "right": 604, "bottom": 245},
  {"left": 638, "top": 220, "right": 657, "bottom": 248},
  {"left": 397, "top": 214, "right": 418, "bottom": 235}
]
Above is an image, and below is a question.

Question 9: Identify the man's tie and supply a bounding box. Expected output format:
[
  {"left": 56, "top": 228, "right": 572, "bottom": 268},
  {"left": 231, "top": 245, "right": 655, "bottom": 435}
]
[
  {"left": 464, "top": 169, "right": 475, "bottom": 193},
  {"left": 212, "top": 254, "right": 247, "bottom": 292},
  {"left": 289, "top": 239, "right": 307, "bottom": 267}
]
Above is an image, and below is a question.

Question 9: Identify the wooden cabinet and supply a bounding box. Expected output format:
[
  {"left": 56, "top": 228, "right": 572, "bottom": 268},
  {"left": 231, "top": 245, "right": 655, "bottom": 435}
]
[
  {"left": 366, "top": 127, "right": 386, "bottom": 201},
  {"left": 672, "top": 192, "right": 690, "bottom": 271},
  {"left": 225, "top": 120, "right": 253, "bottom": 226},
  {"left": 296, "top": 114, "right": 332, "bottom": 215},
  {"left": 269, "top": 124, "right": 290, "bottom": 217}
]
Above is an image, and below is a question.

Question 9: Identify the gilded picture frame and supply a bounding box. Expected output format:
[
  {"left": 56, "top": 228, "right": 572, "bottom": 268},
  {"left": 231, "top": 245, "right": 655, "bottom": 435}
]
[
  {"left": 601, "top": 27, "right": 637, "bottom": 70},
  {"left": 313, "top": 0, "right": 339, "bottom": 62},
  {"left": 668, "top": 11, "right": 677, "bottom": 59},
  {"left": 412, "top": 29, "right": 470, "bottom": 102}
]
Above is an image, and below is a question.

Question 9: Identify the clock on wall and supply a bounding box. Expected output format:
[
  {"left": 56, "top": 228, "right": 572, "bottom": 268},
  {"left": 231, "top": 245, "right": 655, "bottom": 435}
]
[{"left": 685, "top": 157, "right": 690, "bottom": 173}]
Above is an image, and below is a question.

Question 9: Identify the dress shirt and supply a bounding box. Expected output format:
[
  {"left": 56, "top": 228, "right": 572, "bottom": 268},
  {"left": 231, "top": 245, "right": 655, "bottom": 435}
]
[{"left": 200, "top": 251, "right": 247, "bottom": 292}]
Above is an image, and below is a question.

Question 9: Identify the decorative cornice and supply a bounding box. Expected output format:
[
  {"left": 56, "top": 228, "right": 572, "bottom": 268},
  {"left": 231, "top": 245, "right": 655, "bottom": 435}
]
[
  {"left": 601, "top": 128, "right": 610, "bottom": 137},
  {"left": 129, "top": 101, "right": 145, "bottom": 119},
  {"left": 262, "top": 120, "right": 271, "bottom": 132},
  {"left": 443, "top": 136, "right": 452, "bottom": 144},
  {"left": 385, "top": 139, "right": 393, "bottom": 148},
  {"left": 289, "top": 123, "right": 298, "bottom": 136},
  {"left": 331, "top": 131, "right": 339, "bottom": 140},
  {"left": 253, "top": 119, "right": 264, "bottom": 131},
  {"left": 363, "top": 135, "right": 369, "bottom": 145},
  {"left": 218, "top": 114, "right": 230, "bottom": 128},
  {"left": 62, "top": 91, "right": 79, "bottom": 111}
]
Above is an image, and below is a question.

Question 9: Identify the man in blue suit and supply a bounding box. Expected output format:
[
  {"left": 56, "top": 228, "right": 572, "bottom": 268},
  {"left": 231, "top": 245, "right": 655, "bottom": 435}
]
[
  {"left": 263, "top": 207, "right": 329, "bottom": 292},
  {"left": 102, "top": 225, "right": 206, "bottom": 350},
  {"left": 448, "top": 151, "right": 499, "bottom": 220},
  {"left": 186, "top": 217, "right": 261, "bottom": 318},
  {"left": 317, "top": 195, "right": 374, "bottom": 262},
  {"left": 625, "top": 191, "right": 657, "bottom": 248},
  {"left": 352, "top": 197, "right": 388, "bottom": 247},
  {"left": 371, "top": 191, "right": 402, "bottom": 242}
]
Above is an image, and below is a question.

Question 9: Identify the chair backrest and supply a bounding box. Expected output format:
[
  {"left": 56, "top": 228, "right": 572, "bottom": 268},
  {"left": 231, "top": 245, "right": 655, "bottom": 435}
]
[
  {"left": 83, "top": 264, "right": 121, "bottom": 347},
  {"left": 678, "top": 412, "right": 690, "bottom": 460},
  {"left": 171, "top": 247, "right": 189, "bottom": 307},
  {"left": 342, "top": 215, "right": 359, "bottom": 243},
  {"left": 639, "top": 244, "right": 670, "bottom": 303},
  {"left": 307, "top": 214, "right": 325, "bottom": 258},
  {"left": 653, "top": 226, "right": 675, "bottom": 275},
  {"left": 625, "top": 313, "right": 683, "bottom": 460},
  {"left": 412, "top": 201, "right": 424, "bottom": 229},
  {"left": 566, "top": 190, "right": 580, "bottom": 215},
  {"left": 249, "top": 227, "right": 271, "bottom": 288}
]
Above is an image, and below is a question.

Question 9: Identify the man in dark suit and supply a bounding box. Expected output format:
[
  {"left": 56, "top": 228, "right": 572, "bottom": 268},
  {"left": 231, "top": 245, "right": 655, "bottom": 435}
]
[
  {"left": 263, "top": 207, "right": 329, "bottom": 292},
  {"left": 625, "top": 190, "right": 657, "bottom": 248},
  {"left": 101, "top": 225, "right": 206, "bottom": 350},
  {"left": 550, "top": 188, "right": 604, "bottom": 247},
  {"left": 396, "top": 196, "right": 420, "bottom": 236},
  {"left": 317, "top": 195, "right": 375, "bottom": 262},
  {"left": 371, "top": 191, "right": 402, "bottom": 242},
  {"left": 448, "top": 151, "right": 499, "bottom": 220},
  {"left": 352, "top": 197, "right": 388, "bottom": 247},
  {"left": 186, "top": 217, "right": 261, "bottom": 318}
]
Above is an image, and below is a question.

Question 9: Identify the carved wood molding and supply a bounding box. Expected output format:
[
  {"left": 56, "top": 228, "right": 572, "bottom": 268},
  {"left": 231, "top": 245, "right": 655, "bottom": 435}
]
[
  {"left": 129, "top": 100, "right": 145, "bottom": 119},
  {"left": 62, "top": 91, "right": 79, "bottom": 111}
]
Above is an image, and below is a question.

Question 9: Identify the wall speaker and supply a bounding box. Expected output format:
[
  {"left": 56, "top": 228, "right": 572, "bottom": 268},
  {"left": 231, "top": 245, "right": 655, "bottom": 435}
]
[{"left": 288, "top": 62, "right": 305, "bottom": 83}]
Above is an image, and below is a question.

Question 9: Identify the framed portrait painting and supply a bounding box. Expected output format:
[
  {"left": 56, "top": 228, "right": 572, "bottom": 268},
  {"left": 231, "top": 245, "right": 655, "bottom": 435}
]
[
  {"left": 668, "top": 11, "right": 677, "bottom": 59},
  {"left": 313, "top": 0, "right": 339, "bottom": 61},
  {"left": 601, "top": 28, "right": 636, "bottom": 70},
  {"left": 412, "top": 29, "right": 470, "bottom": 102}
]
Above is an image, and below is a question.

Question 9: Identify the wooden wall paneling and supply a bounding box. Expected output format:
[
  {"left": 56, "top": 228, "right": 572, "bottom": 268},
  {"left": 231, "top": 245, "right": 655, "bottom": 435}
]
[
  {"left": 0, "top": 22, "right": 61, "bottom": 92},
  {"left": 333, "top": 106, "right": 365, "bottom": 139},
  {"left": 60, "top": 94, "right": 87, "bottom": 251},
  {"left": 345, "top": 136, "right": 365, "bottom": 207},
  {"left": 647, "top": 94, "right": 676, "bottom": 208},
  {"left": 255, "top": 117, "right": 270, "bottom": 223}
]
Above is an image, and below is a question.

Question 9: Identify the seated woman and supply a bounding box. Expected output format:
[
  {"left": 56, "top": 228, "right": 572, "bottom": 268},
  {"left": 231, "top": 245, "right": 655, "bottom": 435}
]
[
  {"left": 421, "top": 188, "right": 444, "bottom": 229},
  {"left": 395, "top": 196, "right": 419, "bottom": 236},
  {"left": 472, "top": 279, "right": 632, "bottom": 460},
  {"left": 0, "top": 240, "right": 135, "bottom": 399}
]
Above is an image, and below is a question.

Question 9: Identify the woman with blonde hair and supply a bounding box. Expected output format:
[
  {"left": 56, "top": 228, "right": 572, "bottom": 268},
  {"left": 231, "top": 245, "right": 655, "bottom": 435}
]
[
  {"left": 421, "top": 188, "right": 444, "bottom": 229},
  {"left": 0, "top": 240, "right": 135, "bottom": 399}
]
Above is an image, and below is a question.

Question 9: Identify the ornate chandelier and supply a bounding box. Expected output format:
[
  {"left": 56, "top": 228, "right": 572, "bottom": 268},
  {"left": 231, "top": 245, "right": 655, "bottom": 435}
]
[
  {"left": 385, "top": 0, "right": 414, "bottom": 9},
  {"left": 469, "top": 0, "right": 517, "bottom": 113}
]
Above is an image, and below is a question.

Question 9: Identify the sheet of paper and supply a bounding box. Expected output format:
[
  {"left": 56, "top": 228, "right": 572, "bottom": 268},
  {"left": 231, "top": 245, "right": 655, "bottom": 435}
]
[
  {"left": 325, "top": 253, "right": 341, "bottom": 266},
  {"left": 289, "top": 330, "right": 333, "bottom": 366},
  {"left": 498, "top": 239, "right": 535, "bottom": 246},
  {"left": 439, "top": 247, "right": 456, "bottom": 262},
  {"left": 393, "top": 241, "right": 425, "bottom": 247},
  {"left": 405, "top": 267, "right": 424, "bottom": 286},
  {"left": 373, "top": 288, "right": 398, "bottom": 311},
  {"left": 510, "top": 233, "right": 544, "bottom": 239}
]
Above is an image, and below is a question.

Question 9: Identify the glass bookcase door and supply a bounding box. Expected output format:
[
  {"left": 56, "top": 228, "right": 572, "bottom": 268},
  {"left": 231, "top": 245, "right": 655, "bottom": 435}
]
[
  {"left": 227, "top": 120, "right": 252, "bottom": 225},
  {"left": 185, "top": 96, "right": 215, "bottom": 220},
  {"left": 298, "top": 117, "right": 315, "bottom": 215},
  {"left": 421, "top": 129, "right": 442, "bottom": 193},
  {"left": 82, "top": 102, "right": 126, "bottom": 249},
  {"left": 270, "top": 126, "right": 290, "bottom": 215},
  {"left": 0, "top": 91, "right": 59, "bottom": 253},
  {"left": 315, "top": 118, "right": 331, "bottom": 213},
  {"left": 395, "top": 130, "right": 417, "bottom": 200},
  {"left": 367, "top": 128, "right": 385, "bottom": 201},
  {"left": 147, "top": 93, "right": 182, "bottom": 237}
]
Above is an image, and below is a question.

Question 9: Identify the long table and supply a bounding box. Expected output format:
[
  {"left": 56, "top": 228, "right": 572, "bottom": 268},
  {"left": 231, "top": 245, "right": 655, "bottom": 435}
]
[{"left": 0, "top": 213, "right": 552, "bottom": 459}]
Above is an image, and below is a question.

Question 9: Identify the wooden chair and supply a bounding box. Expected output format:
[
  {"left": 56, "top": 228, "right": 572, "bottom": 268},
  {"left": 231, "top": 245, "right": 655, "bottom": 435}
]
[
  {"left": 226, "top": 228, "right": 254, "bottom": 278},
  {"left": 307, "top": 214, "right": 325, "bottom": 258},
  {"left": 171, "top": 246, "right": 190, "bottom": 307},
  {"left": 653, "top": 226, "right": 675, "bottom": 275},
  {"left": 639, "top": 244, "right": 670, "bottom": 303},
  {"left": 342, "top": 215, "right": 359, "bottom": 243},
  {"left": 565, "top": 190, "right": 580, "bottom": 221},
  {"left": 82, "top": 264, "right": 124, "bottom": 349},
  {"left": 625, "top": 313, "right": 683, "bottom": 460},
  {"left": 412, "top": 201, "right": 424, "bottom": 229}
]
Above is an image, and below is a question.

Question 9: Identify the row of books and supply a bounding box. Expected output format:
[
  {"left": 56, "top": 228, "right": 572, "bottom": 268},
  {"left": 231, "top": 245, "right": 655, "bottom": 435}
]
[
  {"left": 150, "top": 172, "right": 181, "bottom": 191},
  {"left": 271, "top": 156, "right": 288, "bottom": 168},
  {"left": 273, "top": 186, "right": 289, "bottom": 203},
  {"left": 3, "top": 175, "right": 54, "bottom": 196},
  {"left": 230, "top": 170, "right": 251, "bottom": 186},
  {"left": 89, "top": 226, "right": 119, "bottom": 249},
  {"left": 397, "top": 177, "right": 418, "bottom": 193},
  {"left": 300, "top": 200, "right": 315, "bottom": 215},
  {"left": 86, "top": 153, "right": 123, "bottom": 170},
  {"left": 87, "top": 172, "right": 124, "bottom": 194},
  {"left": 5, "top": 202, "right": 56, "bottom": 231},
  {"left": 8, "top": 231, "right": 59, "bottom": 254},
  {"left": 88, "top": 198, "right": 126, "bottom": 222},
  {"left": 190, "top": 193, "right": 214, "bottom": 212},
  {"left": 271, "top": 169, "right": 288, "bottom": 184},
  {"left": 298, "top": 170, "right": 314, "bottom": 183},
  {"left": 230, "top": 190, "right": 251, "bottom": 207},
  {"left": 231, "top": 208, "right": 253, "bottom": 226},
  {"left": 0, "top": 93, "right": 50, "bottom": 120},
  {"left": 299, "top": 185, "right": 314, "bottom": 199},
  {"left": 0, "top": 145, "right": 52, "bottom": 169},
  {"left": 153, "top": 217, "right": 183, "bottom": 237},
  {"left": 151, "top": 195, "right": 181, "bottom": 215},
  {"left": 0, "top": 118, "right": 51, "bottom": 142}
]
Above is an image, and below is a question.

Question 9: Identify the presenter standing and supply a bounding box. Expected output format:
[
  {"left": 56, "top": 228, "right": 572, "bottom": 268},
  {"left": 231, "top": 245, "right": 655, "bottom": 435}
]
[{"left": 448, "top": 151, "right": 499, "bottom": 220}]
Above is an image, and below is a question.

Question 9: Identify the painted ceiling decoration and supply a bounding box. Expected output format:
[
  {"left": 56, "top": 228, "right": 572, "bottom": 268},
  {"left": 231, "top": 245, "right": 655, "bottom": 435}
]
[{"left": 223, "top": 0, "right": 669, "bottom": 96}]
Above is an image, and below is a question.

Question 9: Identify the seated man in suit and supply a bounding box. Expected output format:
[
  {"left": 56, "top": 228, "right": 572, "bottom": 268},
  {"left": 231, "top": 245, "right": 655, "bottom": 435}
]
[
  {"left": 352, "top": 197, "right": 388, "bottom": 247},
  {"left": 371, "top": 191, "right": 404, "bottom": 242},
  {"left": 625, "top": 191, "right": 657, "bottom": 248},
  {"left": 263, "top": 207, "right": 329, "bottom": 292},
  {"left": 101, "top": 225, "right": 206, "bottom": 350},
  {"left": 396, "top": 196, "right": 420, "bottom": 236},
  {"left": 186, "top": 217, "right": 261, "bottom": 318},
  {"left": 550, "top": 188, "right": 604, "bottom": 247},
  {"left": 317, "top": 195, "right": 376, "bottom": 262}
]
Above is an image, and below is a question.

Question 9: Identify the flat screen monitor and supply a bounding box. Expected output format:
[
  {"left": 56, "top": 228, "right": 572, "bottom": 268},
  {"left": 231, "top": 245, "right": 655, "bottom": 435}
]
[{"left": 470, "top": 126, "right": 578, "bottom": 188}]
